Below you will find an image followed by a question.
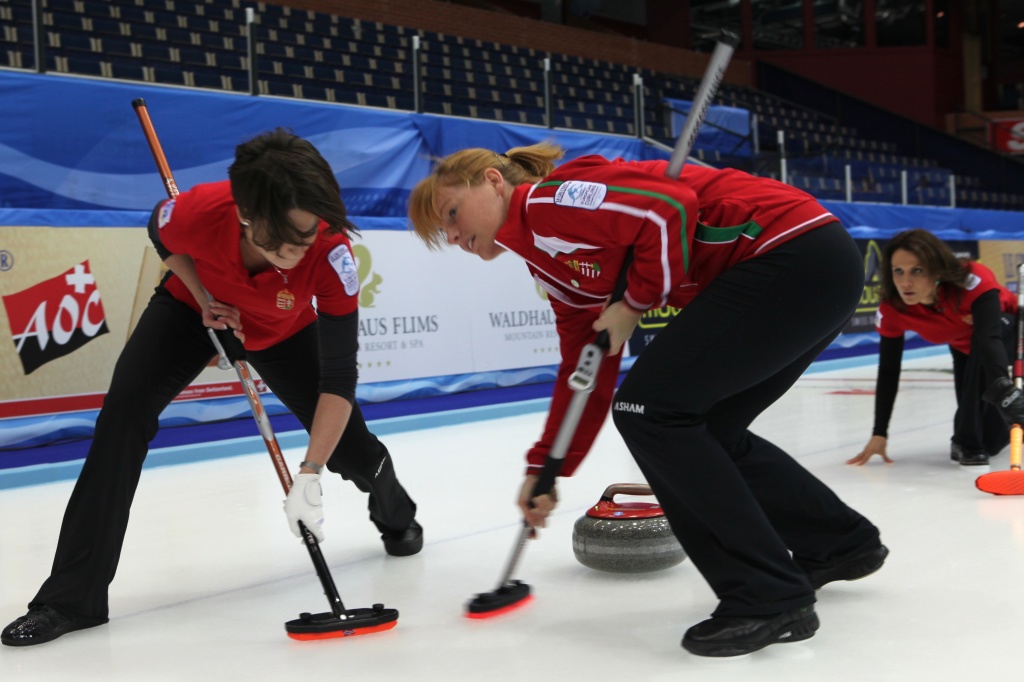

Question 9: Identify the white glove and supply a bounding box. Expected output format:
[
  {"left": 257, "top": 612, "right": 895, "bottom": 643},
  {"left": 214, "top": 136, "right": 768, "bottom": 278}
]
[{"left": 284, "top": 473, "right": 325, "bottom": 543}]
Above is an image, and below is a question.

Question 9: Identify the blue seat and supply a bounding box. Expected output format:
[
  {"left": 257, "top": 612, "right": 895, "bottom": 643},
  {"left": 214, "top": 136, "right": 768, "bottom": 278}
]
[
  {"left": 100, "top": 34, "right": 137, "bottom": 59},
  {"left": 45, "top": 0, "right": 79, "bottom": 12},
  {"left": 211, "top": 51, "right": 246, "bottom": 71},
  {"left": 51, "top": 30, "right": 95, "bottom": 54},
  {"left": 55, "top": 53, "right": 104, "bottom": 77},
  {"left": 107, "top": 59, "right": 147, "bottom": 82}
]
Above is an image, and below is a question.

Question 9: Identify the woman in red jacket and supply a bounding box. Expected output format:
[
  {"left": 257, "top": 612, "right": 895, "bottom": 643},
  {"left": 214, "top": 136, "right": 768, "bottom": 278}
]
[
  {"left": 2, "top": 129, "right": 421, "bottom": 647},
  {"left": 409, "top": 143, "right": 886, "bottom": 657},
  {"left": 849, "top": 228, "right": 1018, "bottom": 467}
]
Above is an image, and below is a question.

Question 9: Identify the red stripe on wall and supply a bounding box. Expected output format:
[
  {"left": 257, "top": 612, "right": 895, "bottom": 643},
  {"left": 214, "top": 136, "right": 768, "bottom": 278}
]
[{"left": 0, "top": 381, "right": 255, "bottom": 419}]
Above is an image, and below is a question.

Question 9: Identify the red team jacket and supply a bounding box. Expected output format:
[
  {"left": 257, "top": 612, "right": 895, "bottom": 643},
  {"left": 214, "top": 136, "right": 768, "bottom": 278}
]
[
  {"left": 156, "top": 181, "right": 360, "bottom": 351},
  {"left": 496, "top": 156, "right": 838, "bottom": 475},
  {"left": 876, "top": 261, "right": 1016, "bottom": 354}
]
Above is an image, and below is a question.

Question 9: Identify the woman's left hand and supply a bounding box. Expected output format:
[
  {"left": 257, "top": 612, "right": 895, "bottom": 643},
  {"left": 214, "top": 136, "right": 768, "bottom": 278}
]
[
  {"left": 517, "top": 474, "right": 558, "bottom": 528},
  {"left": 593, "top": 301, "right": 644, "bottom": 355},
  {"left": 205, "top": 300, "right": 246, "bottom": 344}
]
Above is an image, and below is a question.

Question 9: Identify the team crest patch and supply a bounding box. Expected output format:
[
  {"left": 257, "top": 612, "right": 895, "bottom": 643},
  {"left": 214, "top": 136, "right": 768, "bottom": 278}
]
[
  {"left": 328, "top": 244, "right": 359, "bottom": 296},
  {"left": 964, "top": 273, "right": 981, "bottom": 291},
  {"left": 564, "top": 258, "right": 601, "bottom": 278},
  {"left": 157, "top": 199, "right": 175, "bottom": 228},
  {"left": 554, "top": 181, "right": 607, "bottom": 210}
]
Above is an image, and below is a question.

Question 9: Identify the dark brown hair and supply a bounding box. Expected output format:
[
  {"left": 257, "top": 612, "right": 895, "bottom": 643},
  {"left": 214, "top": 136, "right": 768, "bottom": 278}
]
[
  {"left": 228, "top": 128, "right": 356, "bottom": 250},
  {"left": 880, "top": 228, "right": 969, "bottom": 311}
]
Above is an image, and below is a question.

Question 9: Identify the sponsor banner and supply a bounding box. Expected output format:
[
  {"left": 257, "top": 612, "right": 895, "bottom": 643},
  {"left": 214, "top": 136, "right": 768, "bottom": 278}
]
[
  {"left": 977, "top": 241, "right": 1024, "bottom": 292},
  {"left": 465, "top": 263, "right": 562, "bottom": 373},
  {"left": 351, "top": 231, "right": 469, "bottom": 381},
  {"left": 2, "top": 261, "right": 109, "bottom": 375},
  {"left": 0, "top": 225, "right": 151, "bottom": 405},
  {"left": 353, "top": 231, "right": 561, "bottom": 382},
  {"left": 990, "top": 118, "right": 1024, "bottom": 155},
  {"left": 5, "top": 219, "right": 1018, "bottom": 425},
  {"left": 0, "top": 224, "right": 252, "bottom": 413},
  {"left": 627, "top": 305, "right": 681, "bottom": 356}
]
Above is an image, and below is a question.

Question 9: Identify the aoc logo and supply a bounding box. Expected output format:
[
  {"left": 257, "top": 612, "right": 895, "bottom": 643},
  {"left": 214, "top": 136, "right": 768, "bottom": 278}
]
[
  {"left": 2, "top": 261, "right": 109, "bottom": 375},
  {"left": 353, "top": 244, "right": 383, "bottom": 308}
]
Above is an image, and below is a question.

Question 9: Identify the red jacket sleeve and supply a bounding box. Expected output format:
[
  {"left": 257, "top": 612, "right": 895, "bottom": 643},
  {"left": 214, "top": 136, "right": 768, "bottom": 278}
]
[{"left": 524, "top": 296, "right": 623, "bottom": 477}]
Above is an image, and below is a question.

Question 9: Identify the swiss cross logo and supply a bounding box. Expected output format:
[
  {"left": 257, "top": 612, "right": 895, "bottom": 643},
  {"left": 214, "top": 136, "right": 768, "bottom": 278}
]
[{"left": 2, "top": 261, "right": 109, "bottom": 375}]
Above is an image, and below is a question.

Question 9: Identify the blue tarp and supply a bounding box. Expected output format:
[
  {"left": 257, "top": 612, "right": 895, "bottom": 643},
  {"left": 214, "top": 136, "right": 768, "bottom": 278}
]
[
  {"left": 4, "top": 203, "right": 1022, "bottom": 241},
  {"left": 663, "top": 97, "right": 752, "bottom": 157},
  {"left": 0, "top": 70, "right": 666, "bottom": 213},
  {"left": 823, "top": 201, "right": 1024, "bottom": 239}
]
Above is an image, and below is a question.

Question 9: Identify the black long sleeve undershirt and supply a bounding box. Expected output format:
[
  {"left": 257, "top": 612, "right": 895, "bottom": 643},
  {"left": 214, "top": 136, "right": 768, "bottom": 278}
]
[
  {"left": 969, "top": 289, "right": 1012, "bottom": 386},
  {"left": 872, "top": 334, "right": 904, "bottom": 438},
  {"left": 316, "top": 310, "right": 359, "bottom": 403}
]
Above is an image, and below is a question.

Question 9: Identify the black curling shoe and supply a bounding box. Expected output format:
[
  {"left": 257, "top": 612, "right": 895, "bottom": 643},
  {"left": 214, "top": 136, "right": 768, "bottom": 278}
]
[
  {"left": 958, "top": 449, "right": 990, "bottom": 466},
  {"left": 950, "top": 442, "right": 963, "bottom": 462},
  {"left": 382, "top": 519, "right": 423, "bottom": 556},
  {"left": 805, "top": 543, "right": 889, "bottom": 590},
  {"left": 952, "top": 442, "right": 990, "bottom": 466},
  {"left": 1, "top": 606, "right": 92, "bottom": 647},
  {"left": 682, "top": 605, "right": 819, "bottom": 657}
]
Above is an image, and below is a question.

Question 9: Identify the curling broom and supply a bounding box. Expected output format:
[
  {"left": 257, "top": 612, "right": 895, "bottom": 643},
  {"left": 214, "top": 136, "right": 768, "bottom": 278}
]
[
  {"left": 465, "top": 28, "right": 741, "bottom": 619},
  {"left": 977, "top": 261, "right": 1024, "bottom": 496}
]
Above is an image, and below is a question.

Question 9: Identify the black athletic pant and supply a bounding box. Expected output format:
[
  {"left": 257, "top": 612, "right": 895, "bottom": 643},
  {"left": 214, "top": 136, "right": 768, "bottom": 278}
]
[
  {"left": 612, "top": 222, "right": 881, "bottom": 619},
  {"left": 30, "top": 288, "right": 416, "bottom": 624},
  {"left": 951, "top": 314, "right": 1015, "bottom": 455}
]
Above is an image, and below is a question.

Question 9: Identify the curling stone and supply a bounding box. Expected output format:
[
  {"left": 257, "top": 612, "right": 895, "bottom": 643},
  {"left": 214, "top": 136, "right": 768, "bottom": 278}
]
[{"left": 572, "top": 483, "right": 686, "bottom": 573}]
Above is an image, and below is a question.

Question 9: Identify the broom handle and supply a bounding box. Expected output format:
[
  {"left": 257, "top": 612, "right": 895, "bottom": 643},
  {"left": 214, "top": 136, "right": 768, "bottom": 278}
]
[
  {"left": 1011, "top": 262, "right": 1024, "bottom": 472},
  {"left": 133, "top": 98, "right": 347, "bottom": 617}
]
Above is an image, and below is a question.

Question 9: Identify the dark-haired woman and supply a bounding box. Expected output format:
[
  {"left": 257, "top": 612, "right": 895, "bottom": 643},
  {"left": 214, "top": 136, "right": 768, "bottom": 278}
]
[
  {"left": 849, "top": 228, "right": 1019, "bottom": 467},
  {"left": 2, "top": 129, "right": 421, "bottom": 647}
]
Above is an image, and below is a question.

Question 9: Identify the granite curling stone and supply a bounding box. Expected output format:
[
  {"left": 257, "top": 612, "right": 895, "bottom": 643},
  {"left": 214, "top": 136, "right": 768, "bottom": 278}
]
[{"left": 572, "top": 483, "right": 686, "bottom": 573}]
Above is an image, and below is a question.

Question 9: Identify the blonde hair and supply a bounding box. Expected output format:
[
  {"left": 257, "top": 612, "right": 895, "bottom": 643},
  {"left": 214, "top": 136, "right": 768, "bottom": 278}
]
[{"left": 408, "top": 142, "right": 565, "bottom": 249}]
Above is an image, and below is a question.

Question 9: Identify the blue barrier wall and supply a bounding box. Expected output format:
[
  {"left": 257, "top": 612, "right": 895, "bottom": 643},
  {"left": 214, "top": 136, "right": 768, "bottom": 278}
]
[{"left": 3, "top": 70, "right": 1024, "bottom": 465}]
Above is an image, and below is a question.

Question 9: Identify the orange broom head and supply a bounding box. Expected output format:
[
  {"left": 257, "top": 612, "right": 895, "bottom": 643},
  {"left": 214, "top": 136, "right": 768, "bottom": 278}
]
[
  {"left": 465, "top": 594, "right": 534, "bottom": 620},
  {"left": 465, "top": 580, "right": 532, "bottom": 619},
  {"left": 978, "top": 424, "right": 1024, "bottom": 495},
  {"left": 976, "top": 471, "right": 1024, "bottom": 496},
  {"left": 285, "top": 606, "right": 399, "bottom": 640},
  {"left": 286, "top": 619, "right": 397, "bottom": 641}
]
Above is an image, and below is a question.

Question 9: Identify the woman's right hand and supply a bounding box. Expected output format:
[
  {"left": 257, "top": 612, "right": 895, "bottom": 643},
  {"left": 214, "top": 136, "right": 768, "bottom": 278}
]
[{"left": 847, "top": 435, "right": 893, "bottom": 466}]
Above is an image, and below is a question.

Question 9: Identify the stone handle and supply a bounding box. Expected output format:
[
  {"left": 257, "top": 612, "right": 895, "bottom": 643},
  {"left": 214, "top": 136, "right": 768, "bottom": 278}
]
[{"left": 600, "top": 483, "right": 654, "bottom": 502}]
